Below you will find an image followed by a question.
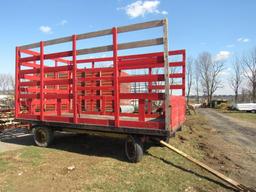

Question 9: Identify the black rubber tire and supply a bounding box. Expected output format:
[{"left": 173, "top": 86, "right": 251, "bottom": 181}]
[
  {"left": 125, "top": 135, "right": 143, "bottom": 163},
  {"left": 33, "top": 126, "right": 54, "bottom": 147},
  {"left": 164, "top": 136, "right": 170, "bottom": 143}
]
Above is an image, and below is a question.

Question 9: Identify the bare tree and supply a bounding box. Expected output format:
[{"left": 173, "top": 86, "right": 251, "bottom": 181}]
[
  {"left": 230, "top": 57, "right": 242, "bottom": 103},
  {"left": 242, "top": 48, "right": 256, "bottom": 102},
  {"left": 197, "top": 52, "right": 225, "bottom": 106},
  {"left": 194, "top": 59, "right": 200, "bottom": 103},
  {"left": 0, "top": 74, "right": 15, "bottom": 94},
  {"left": 186, "top": 57, "right": 193, "bottom": 104}
]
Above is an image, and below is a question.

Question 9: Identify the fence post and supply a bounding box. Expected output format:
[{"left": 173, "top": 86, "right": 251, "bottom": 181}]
[
  {"left": 72, "top": 35, "right": 78, "bottom": 124},
  {"left": 163, "top": 18, "right": 171, "bottom": 131},
  {"left": 112, "top": 27, "right": 120, "bottom": 127},
  {"left": 40, "top": 41, "right": 45, "bottom": 121}
]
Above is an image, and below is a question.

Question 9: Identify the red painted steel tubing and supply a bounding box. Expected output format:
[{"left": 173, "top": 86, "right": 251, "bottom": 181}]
[
  {"left": 72, "top": 35, "right": 78, "bottom": 124},
  {"left": 40, "top": 41, "right": 45, "bottom": 121},
  {"left": 112, "top": 27, "right": 120, "bottom": 127},
  {"left": 182, "top": 50, "right": 186, "bottom": 96},
  {"left": 15, "top": 47, "right": 20, "bottom": 118}
]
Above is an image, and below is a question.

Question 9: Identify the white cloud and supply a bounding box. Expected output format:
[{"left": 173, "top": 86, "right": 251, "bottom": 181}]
[
  {"left": 120, "top": 0, "right": 168, "bottom": 18},
  {"left": 161, "top": 10, "right": 168, "bottom": 15},
  {"left": 59, "top": 20, "right": 68, "bottom": 26},
  {"left": 39, "top": 25, "right": 52, "bottom": 34},
  {"left": 215, "top": 51, "right": 231, "bottom": 61},
  {"left": 237, "top": 37, "right": 250, "bottom": 43}
]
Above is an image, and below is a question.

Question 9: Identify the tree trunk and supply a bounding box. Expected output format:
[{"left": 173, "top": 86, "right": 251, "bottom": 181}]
[{"left": 235, "top": 90, "right": 238, "bottom": 104}]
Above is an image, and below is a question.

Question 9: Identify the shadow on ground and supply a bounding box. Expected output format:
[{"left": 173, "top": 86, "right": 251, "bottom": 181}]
[
  {"left": 146, "top": 151, "right": 236, "bottom": 191},
  {"left": 1, "top": 131, "right": 238, "bottom": 191},
  {"left": 1, "top": 132, "right": 129, "bottom": 162}
]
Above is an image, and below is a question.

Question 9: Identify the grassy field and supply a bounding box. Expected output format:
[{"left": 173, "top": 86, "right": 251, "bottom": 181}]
[
  {"left": 221, "top": 111, "right": 256, "bottom": 124},
  {"left": 0, "top": 115, "right": 233, "bottom": 192}
]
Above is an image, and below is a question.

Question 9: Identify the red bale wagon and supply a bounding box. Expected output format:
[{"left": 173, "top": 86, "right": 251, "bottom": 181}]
[{"left": 15, "top": 19, "right": 186, "bottom": 162}]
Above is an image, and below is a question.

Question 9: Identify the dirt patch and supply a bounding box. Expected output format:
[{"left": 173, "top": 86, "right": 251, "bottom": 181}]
[{"left": 192, "top": 109, "right": 256, "bottom": 189}]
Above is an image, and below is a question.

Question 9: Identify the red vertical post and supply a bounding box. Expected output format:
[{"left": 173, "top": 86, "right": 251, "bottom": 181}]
[
  {"left": 68, "top": 61, "right": 71, "bottom": 112},
  {"left": 139, "top": 99, "right": 145, "bottom": 121},
  {"left": 182, "top": 50, "right": 186, "bottom": 96},
  {"left": 40, "top": 41, "right": 45, "bottom": 121},
  {"left": 54, "top": 60, "right": 58, "bottom": 114},
  {"left": 72, "top": 35, "right": 78, "bottom": 124},
  {"left": 57, "top": 98, "right": 61, "bottom": 116},
  {"left": 15, "top": 47, "right": 20, "bottom": 118},
  {"left": 148, "top": 67, "right": 152, "bottom": 114},
  {"left": 112, "top": 27, "right": 120, "bottom": 127},
  {"left": 102, "top": 96, "right": 106, "bottom": 115}
]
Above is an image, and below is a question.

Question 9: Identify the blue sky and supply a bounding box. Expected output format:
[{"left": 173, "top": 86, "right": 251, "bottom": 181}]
[{"left": 0, "top": 0, "right": 255, "bottom": 94}]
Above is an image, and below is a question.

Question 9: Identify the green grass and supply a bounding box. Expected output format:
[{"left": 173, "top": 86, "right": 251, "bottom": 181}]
[
  {"left": 222, "top": 111, "right": 256, "bottom": 123},
  {"left": 19, "top": 147, "right": 44, "bottom": 166},
  {"left": 0, "top": 158, "right": 9, "bottom": 173},
  {"left": 0, "top": 115, "right": 233, "bottom": 192}
]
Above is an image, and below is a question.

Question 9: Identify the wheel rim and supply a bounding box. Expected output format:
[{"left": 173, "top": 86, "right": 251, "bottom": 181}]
[
  {"left": 35, "top": 129, "right": 47, "bottom": 144},
  {"left": 126, "top": 137, "right": 136, "bottom": 160}
]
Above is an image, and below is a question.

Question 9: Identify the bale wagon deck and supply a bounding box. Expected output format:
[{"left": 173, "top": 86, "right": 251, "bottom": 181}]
[{"left": 15, "top": 19, "right": 186, "bottom": 162}]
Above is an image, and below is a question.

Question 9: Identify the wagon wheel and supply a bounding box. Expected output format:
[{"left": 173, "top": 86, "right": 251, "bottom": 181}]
[
  {"left": 33, "top": 126, "right": 54, "bottom": 147},
  {"left": 125, "top": 135, "right": 143, "bottom": 163}
]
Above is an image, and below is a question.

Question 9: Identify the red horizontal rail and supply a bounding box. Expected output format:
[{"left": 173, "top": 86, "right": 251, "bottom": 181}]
[
  {"left": 78, "top": 118, "right": 115, "bottom": 126},
  {"left": 20, "top": 50, "right": 73, "bottom": 62},
  {"left": 19, "top": 68, "right": 39, "bottom": 75},
  {"left": 169, "top": 61, "right": 184, "bottom": 67},
  {"left": 21, "top": 75, "right": 39, "bottom": 81},
  {"left": 44, "top": 116, "right": 73, "bottom": 123},
  {"left": 76, "top": 56, "right": 113, "bottom": 64},
  {"left": 21, "top": 62, "right": 40, "bottom": 68},
  {"left": 44, "top": 65, "right": 73, "bottom": 73},
  {"left": 119, "top": 63, "right": 163, "bottom": 70},
  {"left": 119, "top": 74, "right": 164, "bottom": 83},
  {"left": 44, "top": 79, "right": 72, "bottom": 86},
  {"left": 119, "top": 93, "right": 164, "bottom": 100},
  {"left": 77, "top": 67, "right": 113, "bottom": 73},
  {"left": 119, "top": 73, "right": 183, "bottom": 83},
  {"left": 77, "top": 86, "right": 113, "bottom": 91},
  {"left": 19, "top": 81, "right": 39, "bottom": 86},
  {"left": 77, "top": 76, "right": 113, "bottom": 82},
  {"left": 150, "top": 84, "right": 184, "bottom": 90},
  {"left": 45, "top": 93, "right": 71, "bottom": 99},
  {"left": 119, "top": 120, "right": 164, "bottom": 129},
  {"left": 169, "top": 49, "right": 185, "bottom": 55},
  {"left": 19, "top": 93, "right": 39, "bottom": 99},
  {"left": 19, "top": 93, "right": 72, "bottom": 99},
  {"left": 79, "top": 95, "right": 114, "bottom": 100},
  {"left": 17, "top": 114, "right": 40, "bottom": 120},
  {"left": 20, "top": 49, "right": 70, "bottom": 64}
]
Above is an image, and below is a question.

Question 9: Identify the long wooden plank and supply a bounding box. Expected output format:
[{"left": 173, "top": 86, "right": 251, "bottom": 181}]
[
  {"left": 20, "top": 38, "right": 163, "bottom": 62},
  {"left": 77, "top": 29, "right": 112, "bottom": 40},
  {"left": 19, "top": 20, "right": 163, "bottom": 50},
  {"left": 76, "top": 38, "right": 163, "bottom": 55},
  {"left": 77, "top": 45, "right": 113, "bottom": 55},
  {"left": 118, "top": 38, "right": 163, "bottom": 50},
  {"left": 117, "top": 20, "right": 163, "bottom": 33},
  {"left": 160, "top": 140, "right": 255, "bottom": 192}
]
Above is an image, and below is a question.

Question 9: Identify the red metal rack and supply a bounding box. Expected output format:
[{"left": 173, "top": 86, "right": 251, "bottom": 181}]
[{"left": 15, "top": 19, "right": 186, "bottom": 138}]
